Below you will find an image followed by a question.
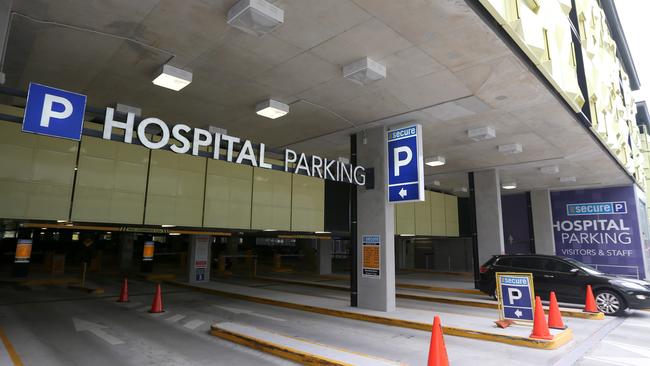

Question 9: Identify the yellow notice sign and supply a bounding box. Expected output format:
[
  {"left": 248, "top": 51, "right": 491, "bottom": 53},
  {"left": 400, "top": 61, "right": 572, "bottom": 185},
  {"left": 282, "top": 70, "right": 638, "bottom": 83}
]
[
  {"left": 361, "top": 235, "right": 380, "bottom": 279},
  {"left": 15, "top": 239, "right": 32, "bottom": 263}
]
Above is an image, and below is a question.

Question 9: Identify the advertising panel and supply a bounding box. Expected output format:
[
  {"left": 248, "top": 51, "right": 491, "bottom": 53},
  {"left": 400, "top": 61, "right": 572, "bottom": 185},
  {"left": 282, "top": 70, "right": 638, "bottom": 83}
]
[
  {"left": 361, "top": 234, "right": 381, "bottom": 279},
  {"left": 551, "top": 186, "right": 646, "bottom": 279}
]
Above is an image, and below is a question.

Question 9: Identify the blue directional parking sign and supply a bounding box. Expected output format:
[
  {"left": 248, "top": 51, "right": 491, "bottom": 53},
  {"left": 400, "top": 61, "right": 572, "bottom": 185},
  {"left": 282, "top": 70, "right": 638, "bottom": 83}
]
[
  {"left": 387, "top": 124, "right": 424, "bottom": 203},
  {"left": 496, "top": 272, "right": 535, "bottom": 322}
]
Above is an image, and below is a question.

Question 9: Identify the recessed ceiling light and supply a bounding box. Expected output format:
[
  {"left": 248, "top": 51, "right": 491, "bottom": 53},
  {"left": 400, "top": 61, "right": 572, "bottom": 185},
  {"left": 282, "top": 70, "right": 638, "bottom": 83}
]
[
  {"left": 161, "top": 224, "right": 176, "bottom": 228},
  {"left": 540, "top": 165, "right": 560, "bottom": 174},
  {"left": 560, "top": 176, "right": 576, "bottom": 183},
  {"left": 56, "top": 219, "right": 67, "bottom": 223},
  {"left": 467, "top": 126, "right": 496, "bottom": 141},
  {"left": 41, "top": 227, "right": 47, "bottom": 230},
  {"left": 152, "top": 64, "right": 193, "bottom": 91},
  {"left": 169, "top": 232, "right": 181, "bottom": 236},
  {"left": 400, "top": 234, "right": 415, "bottom": 237},
  {"left": 315, "top": 231, "right": 331, "bottom": 234},
  {"left": 425, "top": 156, "right": 446, "bottom": 167},
  {"left": 227, "top": 0, "right": 284, "bottom": 36},
  {"left": 343, "top": 57, "right": 386, "bottom": 85},
  {"left": 264, "top": 229, "right": 278, "bottom": 232},
  {"left": 501, "top": 182, "right": 517, "bottom": 190},
  {"left": 498, "top": 143, "right": 523, "bottom": 155},
  {"left": 432, "top": 180, "right": 441, "bottom": 186},
  {"left": 256, "top": 99, "right": 289, "bottom": 119}
]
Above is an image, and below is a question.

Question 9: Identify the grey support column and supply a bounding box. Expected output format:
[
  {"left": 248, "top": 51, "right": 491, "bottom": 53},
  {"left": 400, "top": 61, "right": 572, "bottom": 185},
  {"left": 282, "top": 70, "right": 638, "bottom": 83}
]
[
  {"left": 474, "top": 169, "right": 505, "bottom": 265},
  {"left": 0, "top": 0, "right": 12, "bottom": 83},
  {"left": 188, "top": 235, "right": 211, "bottom": 283},
  {"left": 530, "top": 189, "right": 556, "bottom": 255},
  {"left": 318, "top": 240, "right": 332, "bottom": 275},
  {"left": 356, "top": 127, "right": 396, "bottom": 312}
]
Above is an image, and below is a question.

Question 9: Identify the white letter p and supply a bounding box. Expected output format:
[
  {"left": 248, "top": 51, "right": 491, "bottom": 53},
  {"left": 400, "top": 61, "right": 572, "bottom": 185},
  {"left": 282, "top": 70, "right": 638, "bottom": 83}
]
[
  {"left": 40, "top": 94, "right": 73, "bottom": 127},
  {"left": 394, "top": 146, "right": 412, "bottom": 177}
]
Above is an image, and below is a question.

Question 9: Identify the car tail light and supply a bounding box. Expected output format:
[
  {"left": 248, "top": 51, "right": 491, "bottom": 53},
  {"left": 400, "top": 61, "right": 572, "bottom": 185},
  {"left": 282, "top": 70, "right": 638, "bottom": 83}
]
[{"left": 479, "top": 266, "right": 489, "bottom": 273}]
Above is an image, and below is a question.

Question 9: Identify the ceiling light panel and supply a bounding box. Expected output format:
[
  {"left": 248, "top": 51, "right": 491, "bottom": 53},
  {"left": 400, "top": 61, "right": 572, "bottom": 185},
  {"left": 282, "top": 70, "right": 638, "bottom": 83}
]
[
  {"left": 467, "top": 126, "right": 496, "bottom": 141},
  {"left": 255, "top": 99, "right": 289, "bottom": 119},
  {"left": 343, "top": 57, "right": 386, "bottom": 85},
  {"left": 227, "top": 0, "right": 284, "bottom": 36},
  {"left": 425, "top": 156, "right": 446, "bottom": 167},
  {"left": 152, "top": 64, "right": 192, "bottom": 91},
  {"left": 498, "top": 143, "right": 523, "bottom": 155}
]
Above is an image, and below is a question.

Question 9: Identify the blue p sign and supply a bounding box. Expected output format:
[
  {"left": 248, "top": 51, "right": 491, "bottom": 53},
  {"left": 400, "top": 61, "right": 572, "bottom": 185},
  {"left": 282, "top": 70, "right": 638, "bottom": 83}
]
[
  {"left": 387, "top": 124, "right": 424, "bottom": 203},
  {"left": 22, "top": 83, "right": 87, "bottom": 141}
]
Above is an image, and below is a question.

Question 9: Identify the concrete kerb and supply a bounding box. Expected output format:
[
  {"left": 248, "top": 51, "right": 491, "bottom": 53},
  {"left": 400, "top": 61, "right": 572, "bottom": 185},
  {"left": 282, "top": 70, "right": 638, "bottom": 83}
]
[
  {"left": 254, "top": 275, "right": 605, "bottom": 321},
  {"left": 166, "top": 280, "right": 573, "bottom": 350}
]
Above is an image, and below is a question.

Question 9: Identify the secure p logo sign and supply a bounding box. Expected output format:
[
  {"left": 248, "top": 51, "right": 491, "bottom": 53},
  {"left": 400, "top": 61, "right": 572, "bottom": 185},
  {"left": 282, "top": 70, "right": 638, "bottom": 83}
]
[
  {"left": 22, "top": 83, "right": 87, "bottom": 141},
  {"left": 387, "top": 124, "right": 424, "bottom": 203}
]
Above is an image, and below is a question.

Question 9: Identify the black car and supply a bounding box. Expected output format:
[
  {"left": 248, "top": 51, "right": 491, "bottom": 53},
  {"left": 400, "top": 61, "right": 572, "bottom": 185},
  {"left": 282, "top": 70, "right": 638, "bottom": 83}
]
[{"left": 478, "top": 254, "right": 650, "bottom": 315}]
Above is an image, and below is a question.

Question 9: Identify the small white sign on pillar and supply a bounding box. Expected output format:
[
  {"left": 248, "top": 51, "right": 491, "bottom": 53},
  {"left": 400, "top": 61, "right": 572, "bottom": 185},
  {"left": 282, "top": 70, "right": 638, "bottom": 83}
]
[{"left": 189, "top": 235, "right": 211, "bottom": 282}]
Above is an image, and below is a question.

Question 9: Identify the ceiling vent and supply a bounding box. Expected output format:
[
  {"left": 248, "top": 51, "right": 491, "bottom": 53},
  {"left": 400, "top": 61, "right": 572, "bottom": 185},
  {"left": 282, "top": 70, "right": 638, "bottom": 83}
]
[
  {"left": 227, "top": 0, "right": 284, "bottom": 36},
  {"left": 343, "top": 57, "right": 386, "bottom": 85},
  {"left": 498, "top": 143, "right": 523, "bottom": 155},
  {"left": 467, "top": 126, "right": 496, "bottom": 141}
]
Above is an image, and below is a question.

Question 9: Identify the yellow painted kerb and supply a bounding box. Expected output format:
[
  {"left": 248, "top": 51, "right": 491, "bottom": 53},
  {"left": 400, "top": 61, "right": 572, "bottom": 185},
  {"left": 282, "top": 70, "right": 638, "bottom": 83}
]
[{"left": 0, "top": 327, "right": 23, "bottom": 366}]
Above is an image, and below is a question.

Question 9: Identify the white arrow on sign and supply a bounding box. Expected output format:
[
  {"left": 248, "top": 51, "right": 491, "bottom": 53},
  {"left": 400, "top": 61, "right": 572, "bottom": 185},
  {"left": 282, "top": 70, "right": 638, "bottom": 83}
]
[
  {"left": 213, "top": 305, "right": 286, "bottom": 322},
  {"left": 514, "top": 309, "right": 523, "bottom": 318},
  {"left": 73, "top": 318, "right": 124, "bottom": 345},
  {"left": 399, "top": 188, "right": 407, "bottom": 199}
]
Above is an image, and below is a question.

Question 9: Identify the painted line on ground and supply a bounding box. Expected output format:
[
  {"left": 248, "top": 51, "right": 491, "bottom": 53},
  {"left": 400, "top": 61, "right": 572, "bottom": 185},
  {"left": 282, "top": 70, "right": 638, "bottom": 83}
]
[
  {"left": 166, "top": 314, "right": 186, "bottom": 323},
  {"left": 0, "top": 327, "right": 23, "bottom": 366},
  {"left": 168, "top": 280, "right": 573, "bottom": 350},
  {"left": 183, "top": 319, "right": 206, "bottom": 330}
]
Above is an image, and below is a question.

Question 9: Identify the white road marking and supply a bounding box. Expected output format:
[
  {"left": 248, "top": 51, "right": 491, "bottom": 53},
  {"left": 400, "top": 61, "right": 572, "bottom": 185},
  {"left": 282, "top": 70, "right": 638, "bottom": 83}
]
[
  {"left": 213, "top": 305, "right": 286, "bottom": 322},
  {"left": 583, "top": 356, "right": 650, "bottom": 366},
  {"left": 166, "top": 314, "right": 186, "bottom": 323},
  {"left": 72, "top": 318, "right": 124, "bottom": 346},
  {"left": 604, "top": 340, "right": 650, "bottom": 358},
  {"left": 183, "top": 319, "right": 205, "bottom": 330}
]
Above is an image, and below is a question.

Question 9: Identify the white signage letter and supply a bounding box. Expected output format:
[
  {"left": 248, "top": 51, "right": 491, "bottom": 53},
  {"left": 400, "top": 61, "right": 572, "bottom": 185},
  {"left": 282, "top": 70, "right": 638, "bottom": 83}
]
[
  {"left": 103, "top": 107, "right": 134, "bottom": 143},
  {"left": 137, "top": 118, "right": 170, "bottom": 150},
  {"left": 259, "top": 143, "right": 272, "bottom": 169},
  {"left": 40, "top": 94, "right": 73, "bottom": 127},
  {"left": 192, "top": 128, "right": 213, "bottom": 156},
  {"left": 170, "top": 124, "right": 191, "bottom": 154},
  {"left": 393, "top": 146, "right": 412, "bottom": 177},
  {"left": 222, "top": 135, "right": 240, "bottom": 162},
  {"left": 285, "top": 149, "right": 297, "bottom": 172},
  {"left": 507, "top": 288, "right": 522, "bottom": 305}
]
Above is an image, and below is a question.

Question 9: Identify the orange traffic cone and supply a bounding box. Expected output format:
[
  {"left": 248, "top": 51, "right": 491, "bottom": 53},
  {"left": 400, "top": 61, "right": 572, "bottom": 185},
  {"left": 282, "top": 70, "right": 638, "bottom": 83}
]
[
  {"left": 117, "top": 278, "right": 129, "bottom": 303},
  {"left": 530, "top": 296, "right": 553, "bottom": 340},
  {"left": 547, "top": 291, "right": 566, "bottom": 329},
  {"left": 427, "top": 316, "right": 449, "bottom": 366},
  {"left": 149, "top": 283, "right": 164, "bottom": 313},
  {"left": 584, "top": 285, "right": 598, "bottom": 313}
]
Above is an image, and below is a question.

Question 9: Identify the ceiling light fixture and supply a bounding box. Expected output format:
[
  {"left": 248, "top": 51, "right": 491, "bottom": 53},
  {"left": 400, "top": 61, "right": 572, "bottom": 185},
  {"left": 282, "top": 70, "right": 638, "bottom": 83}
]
[
  {"left": 264, "top": 229, "right": 278, "bottom": 232},
  {"left": 560, "top": 176, "right": 576, "bottom": 183},
  {"left": 315, "top": 231, "right": 331, "bottom": 234},
  {"left": 227, "top": 0, "right": 284, "bottom": 36},
  {"left": 56, "top": 219, "right": 67, "bottom": 223},
  {"left": 400, "top": 234, "right": 416, "bottom": 237},
  {"left": 453, "top": 187, "right": 468, "bottom": 193},
  {"left": 498, "top": 143, "right": 523, "bottom": 155},
  {"left": 425, "top": 156, "right": 446, "bottom": 167},
  {"left": 255, "top": 99, "right": 289, "bottom": 119},
  {"left": 501, "top": 182, "right": 517, "bottom": 190},
  {"left": 540, "top": 165, "right": 559, "bottom": 174},
  {"left": 432, "top": 180, "right": 441, "bottom": 186},
  {"left": 161, "top": 224, "right": 176, "bottom": 228},
  {"left": 152, "top": 64, "right": 193, "bottom": 91},
  {"left": 343, "top": 57, "right": 386, "bottom": 85},
  {"left": 467, "top": 126, "right": 496, "bottom": 141},
  {"left": 169, "top": 232, "right": 181, "bottom": 236}
]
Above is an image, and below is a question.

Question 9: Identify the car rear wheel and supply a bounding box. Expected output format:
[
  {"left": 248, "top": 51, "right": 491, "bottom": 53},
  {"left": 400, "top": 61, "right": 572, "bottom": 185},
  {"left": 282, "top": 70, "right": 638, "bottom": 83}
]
[{"left": 595, "top": 289, "right": 627, "bottom": 316}]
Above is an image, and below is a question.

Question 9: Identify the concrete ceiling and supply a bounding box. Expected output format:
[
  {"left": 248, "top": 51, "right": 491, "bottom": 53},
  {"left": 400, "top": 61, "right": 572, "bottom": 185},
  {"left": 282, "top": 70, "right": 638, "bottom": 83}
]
[{"left": 2, "top": 0, "right": 632, "bottom": 194}]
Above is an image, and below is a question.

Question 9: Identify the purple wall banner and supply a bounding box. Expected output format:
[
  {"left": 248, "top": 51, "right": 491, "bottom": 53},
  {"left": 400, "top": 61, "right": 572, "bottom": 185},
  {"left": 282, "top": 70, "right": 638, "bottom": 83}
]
[{"left": 551, "top": 186, "right": 646, "bottom": 279}]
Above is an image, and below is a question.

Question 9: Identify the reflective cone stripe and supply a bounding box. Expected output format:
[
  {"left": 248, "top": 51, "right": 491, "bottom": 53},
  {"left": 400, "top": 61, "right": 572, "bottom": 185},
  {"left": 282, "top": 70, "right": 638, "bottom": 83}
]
[
  {"left": 530, "top": 296, "right": 553, "bottom": 340},
  {"left": 547, "top": 292, "right": 566, "bottom": 329},
  {"left": 117, "top": 278, "right": 129, "bottom": 303},
  {"left": 149, "top": 283, "right": 164, "bottom": 313},
  {"left": 583, "top": 285, "right": 598, "bottom": 313},
  {"left": 427, "top": 316, "right": 449, "bottom": 366}
]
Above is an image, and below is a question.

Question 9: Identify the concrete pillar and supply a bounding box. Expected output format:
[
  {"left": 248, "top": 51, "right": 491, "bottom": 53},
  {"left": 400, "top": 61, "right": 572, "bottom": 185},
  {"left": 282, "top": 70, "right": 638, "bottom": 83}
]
[
  {"left": 530, "top": 189, "right": 556, "bottom": 255},
  {"left": 119, "top": 233, "right": 135, "bottom": 272},
  {"left": 474, "top": 169, "right": 505, "bottom": 266},
  {"left": 226, "top": 236, "right": 239, "bottom": 255},
  {"left": 0, "top": 0, "right": 12, "bottom": 83},
  {"left": 356, "top": 127, "right": 396, "bottom": 312},
  {"left": 318, "top": 240, "right": 332, "bottom": 275},
  {"left": 187, "top": 235, "right": 211, "bottom": 283}
]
